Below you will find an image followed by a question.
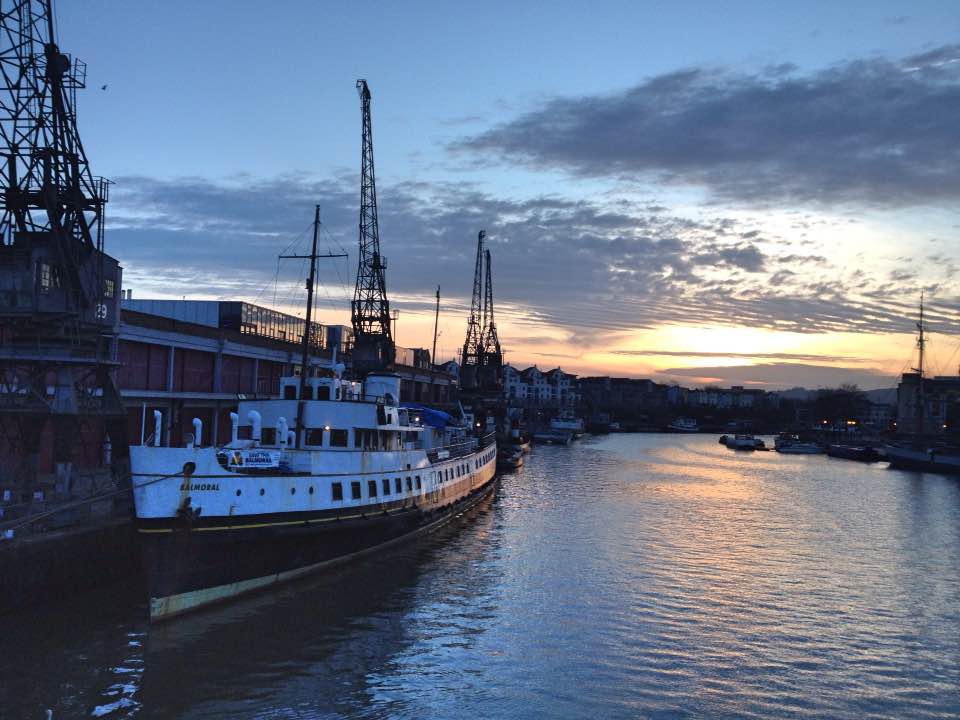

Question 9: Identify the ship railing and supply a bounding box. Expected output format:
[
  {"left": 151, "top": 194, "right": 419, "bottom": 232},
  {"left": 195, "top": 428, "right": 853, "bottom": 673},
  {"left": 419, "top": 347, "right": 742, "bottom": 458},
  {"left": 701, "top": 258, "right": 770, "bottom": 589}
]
[{"left": 426, "top": 431, "right": 496, "bottom": 462}]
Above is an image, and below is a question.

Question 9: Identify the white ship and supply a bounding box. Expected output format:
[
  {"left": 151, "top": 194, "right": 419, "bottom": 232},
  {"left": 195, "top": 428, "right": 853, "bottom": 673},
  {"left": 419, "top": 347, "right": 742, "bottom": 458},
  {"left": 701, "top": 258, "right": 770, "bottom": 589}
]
[{"left": 131, "top": 369, "right": 497, "bottom": 620}]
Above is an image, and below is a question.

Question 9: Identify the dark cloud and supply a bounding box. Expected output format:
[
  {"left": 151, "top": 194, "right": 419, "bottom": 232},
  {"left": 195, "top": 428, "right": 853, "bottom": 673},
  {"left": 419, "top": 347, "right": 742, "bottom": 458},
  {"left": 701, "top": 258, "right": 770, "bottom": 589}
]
[
  {"left": 455, "top": 45, "right": 960, "bottom": 207},
  {"left": 658, "top": 363, "right": 895, "bottom": 390},
  {"left": 107, "top": 174, "right": 960, "bottom": 349},
  {"left": 613, "top": 350, "right": 860, "bottom": 362}
]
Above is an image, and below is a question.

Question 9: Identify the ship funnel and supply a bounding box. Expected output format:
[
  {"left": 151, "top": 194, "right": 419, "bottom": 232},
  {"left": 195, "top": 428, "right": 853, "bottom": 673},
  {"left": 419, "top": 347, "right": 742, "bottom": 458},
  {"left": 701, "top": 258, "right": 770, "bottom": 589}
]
[
  {"left": 248, "top": 410, "right": 262, "bottom": 444},
  {"left": 277, "top": 417, "right": 289, "bottom": 447},
  {"left": 153, "top": 410, "right": 163, "bottom": 447},
  {"left": 230, "top": 412, "right": 239, "bottom": 445},
  {"left": 192, "top": 418, "right": 203, "bottom": 447}
]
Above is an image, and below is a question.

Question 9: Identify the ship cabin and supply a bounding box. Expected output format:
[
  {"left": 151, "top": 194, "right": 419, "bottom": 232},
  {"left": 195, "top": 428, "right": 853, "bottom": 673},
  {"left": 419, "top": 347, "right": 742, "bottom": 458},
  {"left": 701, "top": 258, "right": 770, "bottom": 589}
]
[{"left": 216, "top": 371, "right": 467, "bottom": 471}]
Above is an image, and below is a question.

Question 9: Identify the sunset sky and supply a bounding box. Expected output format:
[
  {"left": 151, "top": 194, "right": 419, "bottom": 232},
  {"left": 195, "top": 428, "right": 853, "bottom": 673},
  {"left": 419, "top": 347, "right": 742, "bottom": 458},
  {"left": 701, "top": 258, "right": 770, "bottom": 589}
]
[{"left": 59, "top": 1, "right": 960, "bottom": 390}]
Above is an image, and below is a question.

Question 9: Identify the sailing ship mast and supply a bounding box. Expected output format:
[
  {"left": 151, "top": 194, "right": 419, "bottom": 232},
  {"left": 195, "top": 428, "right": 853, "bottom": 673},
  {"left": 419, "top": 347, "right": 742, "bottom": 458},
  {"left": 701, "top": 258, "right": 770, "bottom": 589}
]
[{"left": 912, "top": 292, "right": 926, "bottom": 442}]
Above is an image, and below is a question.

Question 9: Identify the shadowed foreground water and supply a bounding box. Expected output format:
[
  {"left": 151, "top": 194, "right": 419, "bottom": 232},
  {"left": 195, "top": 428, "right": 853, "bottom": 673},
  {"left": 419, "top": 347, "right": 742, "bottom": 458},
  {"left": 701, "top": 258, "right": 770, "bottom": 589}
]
[{"left": 2, "top": 434, "right": 959, "bottom": 718}]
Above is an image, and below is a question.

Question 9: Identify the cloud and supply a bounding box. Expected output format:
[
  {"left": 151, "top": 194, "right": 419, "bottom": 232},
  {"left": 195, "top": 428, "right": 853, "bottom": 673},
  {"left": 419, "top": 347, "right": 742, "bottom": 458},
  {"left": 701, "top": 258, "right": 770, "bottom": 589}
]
[
  {"left": 613, "top": 350, "right": 861, "bottom": 362},
  {"left": 657, "top": 362, "right": 895, "bottom": 390},
  {"left": 455, "top": 45, "right": 960, "bottom": 207},
  {"left": 107, "top": 173, "right": 960, "bottom": 352}
]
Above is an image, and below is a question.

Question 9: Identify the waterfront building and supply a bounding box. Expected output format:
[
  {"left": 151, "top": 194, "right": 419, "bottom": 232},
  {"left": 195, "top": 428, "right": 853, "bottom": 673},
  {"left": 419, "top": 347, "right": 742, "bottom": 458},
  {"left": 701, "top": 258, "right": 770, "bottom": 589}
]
[{"left": 502, "top": 365, "right": 579, "bottom": 408}]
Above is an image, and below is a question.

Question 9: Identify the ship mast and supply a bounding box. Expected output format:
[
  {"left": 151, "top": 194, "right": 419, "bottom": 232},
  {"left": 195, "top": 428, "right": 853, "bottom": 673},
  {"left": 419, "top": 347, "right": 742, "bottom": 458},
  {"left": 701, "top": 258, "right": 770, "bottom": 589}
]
[
  {"left": 912, "top": 292, "right": 926, "bottom": 442},
  {"left": 279, "top": 206, "right": 346, "bottom": 448}
]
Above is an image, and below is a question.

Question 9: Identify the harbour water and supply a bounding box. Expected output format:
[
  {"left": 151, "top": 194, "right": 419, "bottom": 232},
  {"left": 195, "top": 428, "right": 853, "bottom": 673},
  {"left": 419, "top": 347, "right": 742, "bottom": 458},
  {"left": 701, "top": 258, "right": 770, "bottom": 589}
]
[{"left": 2, "top": 434, "right": 959, "bottom": 719}]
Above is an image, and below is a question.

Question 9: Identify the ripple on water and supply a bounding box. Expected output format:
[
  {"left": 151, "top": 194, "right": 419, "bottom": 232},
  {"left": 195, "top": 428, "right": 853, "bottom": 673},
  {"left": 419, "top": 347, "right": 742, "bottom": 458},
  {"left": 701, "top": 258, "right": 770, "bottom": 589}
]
[{"left": 1, "top": 435, "right": 959, "bottom": 718}]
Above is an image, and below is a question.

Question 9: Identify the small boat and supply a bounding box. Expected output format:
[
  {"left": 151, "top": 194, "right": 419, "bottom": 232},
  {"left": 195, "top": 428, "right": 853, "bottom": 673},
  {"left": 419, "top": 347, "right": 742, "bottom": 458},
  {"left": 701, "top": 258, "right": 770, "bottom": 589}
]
[
  {"left": 727, "top": 434, "right": 765, "bottom": 450},
  {"left": 826, "top": 444, "right": 881, "bottom": 463},
  {"left": 533, "top": 429, "right": 573, "bottom": 445},
  {"left": 550, "top": 414, "right": 585, "bottom": 437},
  {"left": 667, "top": 417, "right": 699, "bottom": 433},
  {"left": 497, "top": 447, "right": 524, "bottom": 469},
  {"left": 776, "top": 442, "right": 823, "bottom": 455}
]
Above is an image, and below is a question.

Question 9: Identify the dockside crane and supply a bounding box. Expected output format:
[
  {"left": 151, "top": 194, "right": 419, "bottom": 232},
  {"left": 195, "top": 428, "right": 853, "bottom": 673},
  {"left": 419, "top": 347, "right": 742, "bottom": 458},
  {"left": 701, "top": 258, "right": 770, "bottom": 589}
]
[
  {"left": 350, "top": 79, "right": 395, "bottom": 378},
  {"left": 478, "top": 248, "right": 503, "bottom": 390},
  {"left": 460, "top": 230, "right": 486, "bottom": 390},
  {"left": 0, "top": 0, "right": 126, "bottom": 498}
]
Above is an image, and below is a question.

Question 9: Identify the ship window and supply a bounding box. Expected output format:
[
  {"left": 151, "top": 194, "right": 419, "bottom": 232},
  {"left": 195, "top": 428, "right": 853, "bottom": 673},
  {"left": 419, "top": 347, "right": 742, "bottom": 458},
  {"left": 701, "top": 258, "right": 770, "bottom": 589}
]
[
  {"left": 415, "top": 476, "right": 421, "bottom": 489},
  {"left": 261, "top": 428, "right": 277, "bottom": 445},
  {"left": 382, "top": 478, "right": 391, "bottom": 495},
  {"left": 368, "top": 480, "right": 377, "bottom": 497},
  {"left": 395, "top": 477, "right": 402, "bottom": 493},
  {"left": 317, "top": 386, "right": 330, "bottom": 401},
  {"left": 330, "top": 429, "right": 348, "bottom": 447},
  {"left": 305, "top": 429, "right": 324, "bottom": 446},
  {"left": 351, "top": 481, "right": 361, "bottom": 500},
  {"left": 331, "top": 483, "right": 343, "bottom": 501},
  {"left": 284, "top": 385, "right": 297, "bottom": 400},
  {"left": 406, "top": 477, "right": 412, "bottom": 491},
  {"left": 238, "top": 425, "right": 252, "bottom": 440}
]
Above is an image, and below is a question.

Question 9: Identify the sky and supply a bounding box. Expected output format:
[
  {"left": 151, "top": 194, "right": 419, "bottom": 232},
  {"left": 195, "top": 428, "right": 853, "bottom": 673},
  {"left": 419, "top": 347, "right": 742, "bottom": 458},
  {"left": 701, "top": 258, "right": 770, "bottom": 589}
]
[{"left": 53, "top": 0, "right": 960, "bottom": 390}]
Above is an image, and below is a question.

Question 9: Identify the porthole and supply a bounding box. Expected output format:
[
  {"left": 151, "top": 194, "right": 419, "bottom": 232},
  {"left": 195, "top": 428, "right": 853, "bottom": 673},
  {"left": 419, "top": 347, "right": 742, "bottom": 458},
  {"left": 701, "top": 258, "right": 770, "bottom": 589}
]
[
  {"left": 309, "top": 486, "right": 315, "bottom": 495},
  {"left": 291, "top": 487, "right": 296, "bottom": 495},
  {"left": 236, "top": 489, "right": 241, "bottom": 497},
  {"left": 259, "top": 488, "right": 265, "bottom": 496}
]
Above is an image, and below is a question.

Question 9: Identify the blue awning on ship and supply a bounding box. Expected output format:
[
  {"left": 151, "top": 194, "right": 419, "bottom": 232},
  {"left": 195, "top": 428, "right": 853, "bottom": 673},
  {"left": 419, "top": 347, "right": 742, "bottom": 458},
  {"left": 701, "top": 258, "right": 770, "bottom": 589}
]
[{"left": 401, "top": 403, "right": 453, "bottom": 429}]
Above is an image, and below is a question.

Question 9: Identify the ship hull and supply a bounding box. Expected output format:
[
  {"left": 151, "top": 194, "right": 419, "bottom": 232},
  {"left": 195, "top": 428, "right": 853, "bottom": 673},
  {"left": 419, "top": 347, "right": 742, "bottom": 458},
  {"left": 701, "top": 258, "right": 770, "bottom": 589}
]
[
  {"left": 884, "top": 445, "right": 960, "bottom": 474},
  {"left": 139, "top": 470, "right": 498, "bottom": 621}
]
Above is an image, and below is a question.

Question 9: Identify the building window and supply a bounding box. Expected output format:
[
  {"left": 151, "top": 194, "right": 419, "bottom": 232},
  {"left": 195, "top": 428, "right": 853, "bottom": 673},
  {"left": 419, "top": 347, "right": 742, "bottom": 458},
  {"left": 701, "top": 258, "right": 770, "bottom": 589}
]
[
  {"left": 330, "top": 429, "right": 348, "bottom": 447},
  {"left": 305, "top": 429, "right": 324, "bottom": 446},
  {"left": 38, "top": 262, "right": 59, "bottom": 293},
  {"left": 368, "top": 480, "right": 378, "bottom": 497},
  {"left": 351, "top": 481, "right": 361, "bottom": 500},
  {"left": 382, "top": 478, "right": 391, "bottom": 495},
  {"left": 331, "top": 482, "right": 343, "bottom": 501}
]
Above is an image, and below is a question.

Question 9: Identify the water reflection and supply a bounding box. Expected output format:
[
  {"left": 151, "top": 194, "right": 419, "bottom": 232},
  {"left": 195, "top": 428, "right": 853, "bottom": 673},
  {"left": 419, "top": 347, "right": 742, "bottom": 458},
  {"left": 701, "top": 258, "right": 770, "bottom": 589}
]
[{"left": 2, "top": 436, "right": 960, "bottom": 719}]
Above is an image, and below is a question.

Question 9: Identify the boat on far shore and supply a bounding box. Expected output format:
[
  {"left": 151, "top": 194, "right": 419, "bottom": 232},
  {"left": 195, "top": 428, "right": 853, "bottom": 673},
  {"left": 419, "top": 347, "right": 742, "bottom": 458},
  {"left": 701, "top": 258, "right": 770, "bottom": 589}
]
[
  {"left": 667, "top": 417, "right": 699, "bottom": 433},
  {"left": 826, "top": 444, "right": 882, "bottom": 463},
  {"left": 722, "top": 434, "right": 766, "bottom": 450},
  {"left": 533, "top": 429, "right": 573, "bottom": 445}
]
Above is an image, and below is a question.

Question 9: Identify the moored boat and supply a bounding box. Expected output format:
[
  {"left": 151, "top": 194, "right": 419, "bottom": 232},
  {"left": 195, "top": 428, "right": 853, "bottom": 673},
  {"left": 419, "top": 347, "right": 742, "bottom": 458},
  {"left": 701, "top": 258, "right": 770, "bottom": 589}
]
[
  {"left": 826, "top": 444, "right": 882, "bottom": 463},
  {"left": 497, "top": 447, "right": 524, "bottom": 469},
  {"left": 131, "top": 370, "right": 497, "bottom": 621},
  {"left": 533, "top": 429, "right": 573, "bottom": 445},
  {"left": 667, "top": 417, "right": 699, "bottom": 433},
  {"left": 726, "top": 434, "right": 765, "bottom": 450}
]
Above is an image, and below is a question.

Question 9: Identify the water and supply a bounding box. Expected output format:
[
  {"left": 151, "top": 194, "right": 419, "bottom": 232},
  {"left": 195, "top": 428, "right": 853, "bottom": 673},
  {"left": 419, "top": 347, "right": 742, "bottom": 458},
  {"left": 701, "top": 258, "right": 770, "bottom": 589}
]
[{"left": 3, "top": 434, "right": 960, "bottom": 719}]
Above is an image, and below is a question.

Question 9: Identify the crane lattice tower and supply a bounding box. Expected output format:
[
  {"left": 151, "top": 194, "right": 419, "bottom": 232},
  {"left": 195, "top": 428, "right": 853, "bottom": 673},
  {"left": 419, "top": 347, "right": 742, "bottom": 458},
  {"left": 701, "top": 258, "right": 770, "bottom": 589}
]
[{"left": 350, "top": 79, "right": 395, "bottom": 377}]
